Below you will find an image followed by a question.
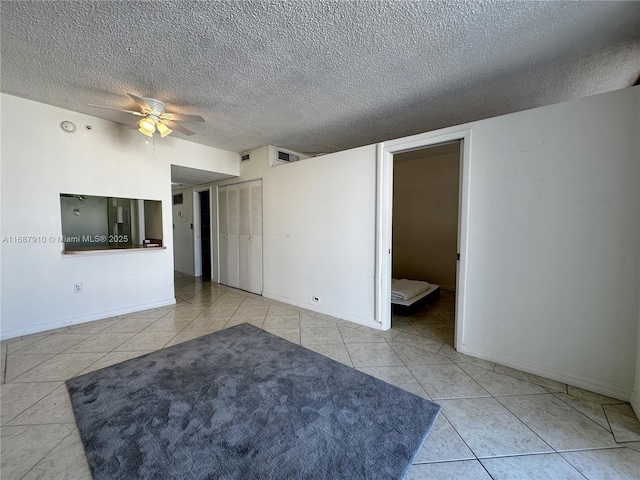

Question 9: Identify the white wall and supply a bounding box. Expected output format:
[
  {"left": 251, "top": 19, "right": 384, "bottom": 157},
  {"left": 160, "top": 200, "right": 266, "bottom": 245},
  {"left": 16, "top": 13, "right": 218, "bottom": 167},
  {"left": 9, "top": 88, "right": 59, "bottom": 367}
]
[
  {"left": 455, "top": 87, "right": 639, "bottom": 399},
  {"left": 393, "top": 149, "right": 460, "bottom": 289},
  {"left": 238, "top": 145, "right": 271, "bottom": 182},
  {"left": 172, "top": 188, "right": 195, "bottom": 276},
  {"left": 260, "top": 87, "right": 639, "bottom": 399},
  {"left": 263, "top": 145, "right": 379, "bottom": 326},
  {"left": 0, "top": 94, "right": 239, "bottom": 339},
  {"left": 379, "top": 87, "right": 640, "bottom": 399}
]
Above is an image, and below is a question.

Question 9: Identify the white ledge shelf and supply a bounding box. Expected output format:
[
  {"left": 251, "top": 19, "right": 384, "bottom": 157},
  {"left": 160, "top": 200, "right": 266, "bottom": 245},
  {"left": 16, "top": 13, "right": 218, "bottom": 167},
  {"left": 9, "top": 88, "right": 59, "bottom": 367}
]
[{"left": 62, "top": 246, "right": 166, "bottom": 256}]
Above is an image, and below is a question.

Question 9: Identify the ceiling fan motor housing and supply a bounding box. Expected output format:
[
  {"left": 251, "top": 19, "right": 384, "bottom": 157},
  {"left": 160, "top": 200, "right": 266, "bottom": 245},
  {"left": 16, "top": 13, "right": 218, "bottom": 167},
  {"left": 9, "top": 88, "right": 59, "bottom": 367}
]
[{"left": 143, "top": 98, "right": 166, "bottom": 116}]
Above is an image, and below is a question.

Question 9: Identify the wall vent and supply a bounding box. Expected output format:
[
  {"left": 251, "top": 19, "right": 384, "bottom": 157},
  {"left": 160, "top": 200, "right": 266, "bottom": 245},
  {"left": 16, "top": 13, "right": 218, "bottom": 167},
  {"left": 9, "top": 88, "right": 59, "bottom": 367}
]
[
  {"left": 241, "top": 153, "right": 251, "bottom": 162},
  {"left": 269, "top": 145, "right": 308, "bottom": 168},
  {"left": 277, "top": 151, "right": 299, "bottom": 163}
]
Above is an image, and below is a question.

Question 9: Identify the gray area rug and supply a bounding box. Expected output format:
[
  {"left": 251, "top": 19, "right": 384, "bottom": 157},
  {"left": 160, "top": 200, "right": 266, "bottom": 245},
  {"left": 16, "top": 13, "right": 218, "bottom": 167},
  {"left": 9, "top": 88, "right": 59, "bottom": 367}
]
[{"left": 67, "top": 323, "right": 441, "bottom": 479}]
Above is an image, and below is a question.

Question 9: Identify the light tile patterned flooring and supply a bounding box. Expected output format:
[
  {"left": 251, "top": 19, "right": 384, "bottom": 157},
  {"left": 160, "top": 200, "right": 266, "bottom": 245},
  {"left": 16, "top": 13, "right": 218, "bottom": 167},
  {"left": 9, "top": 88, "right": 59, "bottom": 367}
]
[{"left": 1, "top": 273, "right": 640, "bottom": 479}]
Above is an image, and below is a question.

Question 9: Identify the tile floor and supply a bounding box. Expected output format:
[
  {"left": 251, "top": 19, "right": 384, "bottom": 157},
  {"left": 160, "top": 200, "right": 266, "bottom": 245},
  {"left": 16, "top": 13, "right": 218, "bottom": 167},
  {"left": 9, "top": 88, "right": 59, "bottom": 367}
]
[{"left": 1, "top": 273, "right": 640, "bottom": 479}]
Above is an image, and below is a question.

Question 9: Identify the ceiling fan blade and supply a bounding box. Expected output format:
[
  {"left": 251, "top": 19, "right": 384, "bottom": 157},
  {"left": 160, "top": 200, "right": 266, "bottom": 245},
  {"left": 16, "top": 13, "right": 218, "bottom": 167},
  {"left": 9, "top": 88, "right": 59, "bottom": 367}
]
[
  {"left": 160, "top": 112, "right": 205, "bottom": 123},
  {"left": 162, "top": 120, "right": 195, "bottom": 136},
  {"left": 86, "top": 104, "right": 145, "bottom": 116},
  {"left": 127, "top": 93, "right": 151, "bottom": 111}
]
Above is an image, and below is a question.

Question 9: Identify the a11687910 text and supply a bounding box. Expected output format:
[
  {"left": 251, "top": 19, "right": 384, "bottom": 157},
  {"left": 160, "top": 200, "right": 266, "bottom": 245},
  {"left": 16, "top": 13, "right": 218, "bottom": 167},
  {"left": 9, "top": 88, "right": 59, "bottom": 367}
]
[{"left": 2, "top": 235, "right": 129, "bottom": 244}]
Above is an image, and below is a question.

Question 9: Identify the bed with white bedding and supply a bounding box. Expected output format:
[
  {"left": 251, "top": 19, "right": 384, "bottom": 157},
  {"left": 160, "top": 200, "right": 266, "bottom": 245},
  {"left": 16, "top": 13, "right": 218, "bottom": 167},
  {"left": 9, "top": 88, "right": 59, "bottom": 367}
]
[{"left": 391, "top": 279, "right": 440, "bottom": 316}]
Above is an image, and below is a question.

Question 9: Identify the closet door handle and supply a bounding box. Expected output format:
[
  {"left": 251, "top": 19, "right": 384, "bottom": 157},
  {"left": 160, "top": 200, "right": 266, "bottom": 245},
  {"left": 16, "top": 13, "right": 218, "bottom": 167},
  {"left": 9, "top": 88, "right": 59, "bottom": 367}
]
[
  {"left": 249, "top": 236, "right": 253, "bottom": 241},
  {"left": 224, "top": 236, "right": 228, "bottom": 239}
]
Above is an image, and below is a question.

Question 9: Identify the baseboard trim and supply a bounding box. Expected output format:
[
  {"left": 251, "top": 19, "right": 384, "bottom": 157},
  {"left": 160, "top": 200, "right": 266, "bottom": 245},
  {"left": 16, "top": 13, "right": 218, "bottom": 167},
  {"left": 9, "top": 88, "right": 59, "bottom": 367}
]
[
  {"left": 0, "top": 298, "right": 177, "bottom": 340},
  {"left": 262, "top": 292, "right": 382, "bottom": 330},
  {"left": 460, "top": 343, "right": 632, "bottom": 402}
]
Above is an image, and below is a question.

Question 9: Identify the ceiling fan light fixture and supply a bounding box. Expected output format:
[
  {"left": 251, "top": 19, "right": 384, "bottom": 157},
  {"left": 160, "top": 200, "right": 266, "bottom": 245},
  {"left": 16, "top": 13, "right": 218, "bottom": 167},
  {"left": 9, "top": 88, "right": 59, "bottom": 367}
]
[
  {"left": 139, "top": 117, "right": 156, "bottom": 135},
  {"left": 156, "top": 122, "right": 172, "bottom": 137},
  {"left": 138, "top": 125, "right": 154, "bottom": 137}
]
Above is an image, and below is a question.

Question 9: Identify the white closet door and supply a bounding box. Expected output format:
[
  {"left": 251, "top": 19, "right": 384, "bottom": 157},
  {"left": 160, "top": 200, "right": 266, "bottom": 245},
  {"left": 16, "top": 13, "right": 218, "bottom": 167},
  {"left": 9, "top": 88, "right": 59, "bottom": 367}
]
[
  {"left": 218, "top": 187, "right": 228, "bottom": 285},
  {"left": 218, "top": 181, "right": 262, "bottom": 294},
  {"left": 238, "top": 183, "right": 251, "bottom": 292},
  {"left": 226, "top": 185, "right": 240, "bottom": 289},
  {"left": 249, "top": 181, "right": 263, "bottom": 294}
]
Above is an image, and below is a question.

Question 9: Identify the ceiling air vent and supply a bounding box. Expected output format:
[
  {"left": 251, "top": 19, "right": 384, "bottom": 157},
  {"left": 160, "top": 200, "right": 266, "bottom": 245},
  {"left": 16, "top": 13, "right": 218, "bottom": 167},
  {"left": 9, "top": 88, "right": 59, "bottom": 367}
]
[{"left": 278, "top": 151, "right": 299, "bottom": 163}]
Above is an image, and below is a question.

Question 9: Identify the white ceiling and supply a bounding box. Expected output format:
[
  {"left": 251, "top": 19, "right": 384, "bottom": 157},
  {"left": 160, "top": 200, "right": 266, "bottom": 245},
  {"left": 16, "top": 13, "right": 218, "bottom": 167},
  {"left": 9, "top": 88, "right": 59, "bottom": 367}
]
[
  {"left": 1, "top": 1, "right": 639, "bottom": 156},
  {"left": 170, "top": 165, "right": 235, "bottom": 190}
]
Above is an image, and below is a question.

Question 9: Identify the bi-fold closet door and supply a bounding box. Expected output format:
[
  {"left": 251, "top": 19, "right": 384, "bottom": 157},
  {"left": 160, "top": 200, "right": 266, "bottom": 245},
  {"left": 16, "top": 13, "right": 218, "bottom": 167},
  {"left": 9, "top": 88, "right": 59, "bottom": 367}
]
[{"left": 218, "top": 180, "right": 263, "bottom": 295}]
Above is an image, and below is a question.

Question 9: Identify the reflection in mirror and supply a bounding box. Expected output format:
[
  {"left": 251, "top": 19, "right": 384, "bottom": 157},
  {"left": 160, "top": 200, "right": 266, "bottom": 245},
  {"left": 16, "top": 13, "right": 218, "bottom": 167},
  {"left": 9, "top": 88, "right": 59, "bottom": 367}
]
[{"left": 60, "top": 194, "right": 163, "bottom": 251}]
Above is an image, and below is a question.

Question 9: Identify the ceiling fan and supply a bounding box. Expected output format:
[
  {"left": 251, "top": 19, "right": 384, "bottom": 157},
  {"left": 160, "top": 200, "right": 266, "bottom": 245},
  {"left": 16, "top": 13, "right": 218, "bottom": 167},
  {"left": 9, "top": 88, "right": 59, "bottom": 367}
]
[{"left": 87, "top": 93, "right": 205, "bottom": 138}]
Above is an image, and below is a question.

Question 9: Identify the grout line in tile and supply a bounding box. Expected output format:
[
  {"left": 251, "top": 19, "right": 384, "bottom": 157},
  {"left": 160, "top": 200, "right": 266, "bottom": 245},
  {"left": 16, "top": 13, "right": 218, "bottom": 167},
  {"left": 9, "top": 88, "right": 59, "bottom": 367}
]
[
  {"left": 2, "top": 346, "right": 7, "bottom": 385},
  {"left": 493, "top": 394, "right": 571, "bottom": 455},
  {"left": 555, "top": 455, "right": 592, "bottom": 480},
  {"left": 550, "top": 391, "right": 613, "bottom": 431},
  {"left": 343, "top": 341, "right": 356, "bottom": 367},
  {"left": 18, "top": 424, "right": 81, "bottom": 480},
  {"left": 603, "top": 404, "right": 639, "bottom": 419},
  {"left": 555, "top": 445, "right": 627, "bottom": 454},
  {"left": 438, "top": 411, "right": 481, "bottom": 462},
  {"left": 1, "top": 381, "right": 66, "bottom": 426},
  {"left": 411, "top": 457, "right": 479, "bottom": 466},
  {"left": 601, "top": 409, "right": 626, "bottom": 444},
  {"left": 4, "top": 379, "right": 67, "bottom": 385},
  {"left": 478, "top": 457, "right": 495, "bottom": 479},
  {"left": 70, "top": 351, "right": 114, "bottom": 378},
  {"left": 9, "top": 419, "right": 78, "bottom": 427}
]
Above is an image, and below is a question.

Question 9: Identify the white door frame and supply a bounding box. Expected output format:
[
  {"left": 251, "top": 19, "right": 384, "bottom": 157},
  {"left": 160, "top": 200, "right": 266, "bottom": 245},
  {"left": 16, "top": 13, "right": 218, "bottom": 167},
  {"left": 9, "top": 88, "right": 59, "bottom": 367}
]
[
  {"left": 215, "top": 184, "right": 222, "bottom": 284},
  {"left": 193, "top": 186, "right": 213, "bottom": 278},
  {"left": 375, "top": 128, "right": 471, "bottom": 350}
]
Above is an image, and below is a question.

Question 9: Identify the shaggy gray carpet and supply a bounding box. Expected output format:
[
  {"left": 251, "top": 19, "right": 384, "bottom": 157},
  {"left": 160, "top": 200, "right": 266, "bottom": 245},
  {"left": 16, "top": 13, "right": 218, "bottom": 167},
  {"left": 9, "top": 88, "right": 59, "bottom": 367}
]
[{"left": 67, "top": 323, "right": 441, "bottom": 479}]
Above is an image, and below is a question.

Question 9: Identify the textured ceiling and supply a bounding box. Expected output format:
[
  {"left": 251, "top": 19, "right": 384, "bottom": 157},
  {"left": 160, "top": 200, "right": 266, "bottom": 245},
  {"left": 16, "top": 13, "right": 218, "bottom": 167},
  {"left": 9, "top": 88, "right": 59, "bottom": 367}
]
[
  {"left": 1, "top": 1, "right": 639, "bottom": 155},
  {"left": 170, "top": 165, "right": 235, "bottom": 190}
]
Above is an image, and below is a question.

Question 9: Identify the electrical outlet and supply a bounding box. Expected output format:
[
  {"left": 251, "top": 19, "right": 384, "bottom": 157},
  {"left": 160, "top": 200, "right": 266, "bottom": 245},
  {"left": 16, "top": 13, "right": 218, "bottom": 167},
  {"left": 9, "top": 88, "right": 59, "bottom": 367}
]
[
  {"left": 312, "top": 296, "right": 320, "bottom": 303},
  {"left": 74, "top": 283, "right": 83, "bottom": 294}
]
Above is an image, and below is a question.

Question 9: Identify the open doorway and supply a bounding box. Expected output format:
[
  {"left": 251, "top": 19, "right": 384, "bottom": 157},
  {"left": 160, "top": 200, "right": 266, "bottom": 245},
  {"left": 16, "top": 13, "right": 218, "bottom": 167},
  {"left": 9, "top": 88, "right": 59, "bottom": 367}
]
[
  {"left": 391, "top": 141, "right": 461, "bottom": 346},
  {"left": 376, "top": 128, "right": 470, "bottom": 351},
  {"left": 193, "top": 187, "right": 213, "bottom": 280},
  {"left": 199, "top": 190, "right": 212, "bottom": 280}
]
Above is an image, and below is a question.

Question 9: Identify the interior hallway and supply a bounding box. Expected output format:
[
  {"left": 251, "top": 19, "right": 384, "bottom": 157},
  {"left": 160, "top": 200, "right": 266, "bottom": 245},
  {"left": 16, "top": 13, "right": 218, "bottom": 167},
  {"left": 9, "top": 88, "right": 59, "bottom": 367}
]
[{"left": 1, "top": 274, "right": 639, "bottom": 479}]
